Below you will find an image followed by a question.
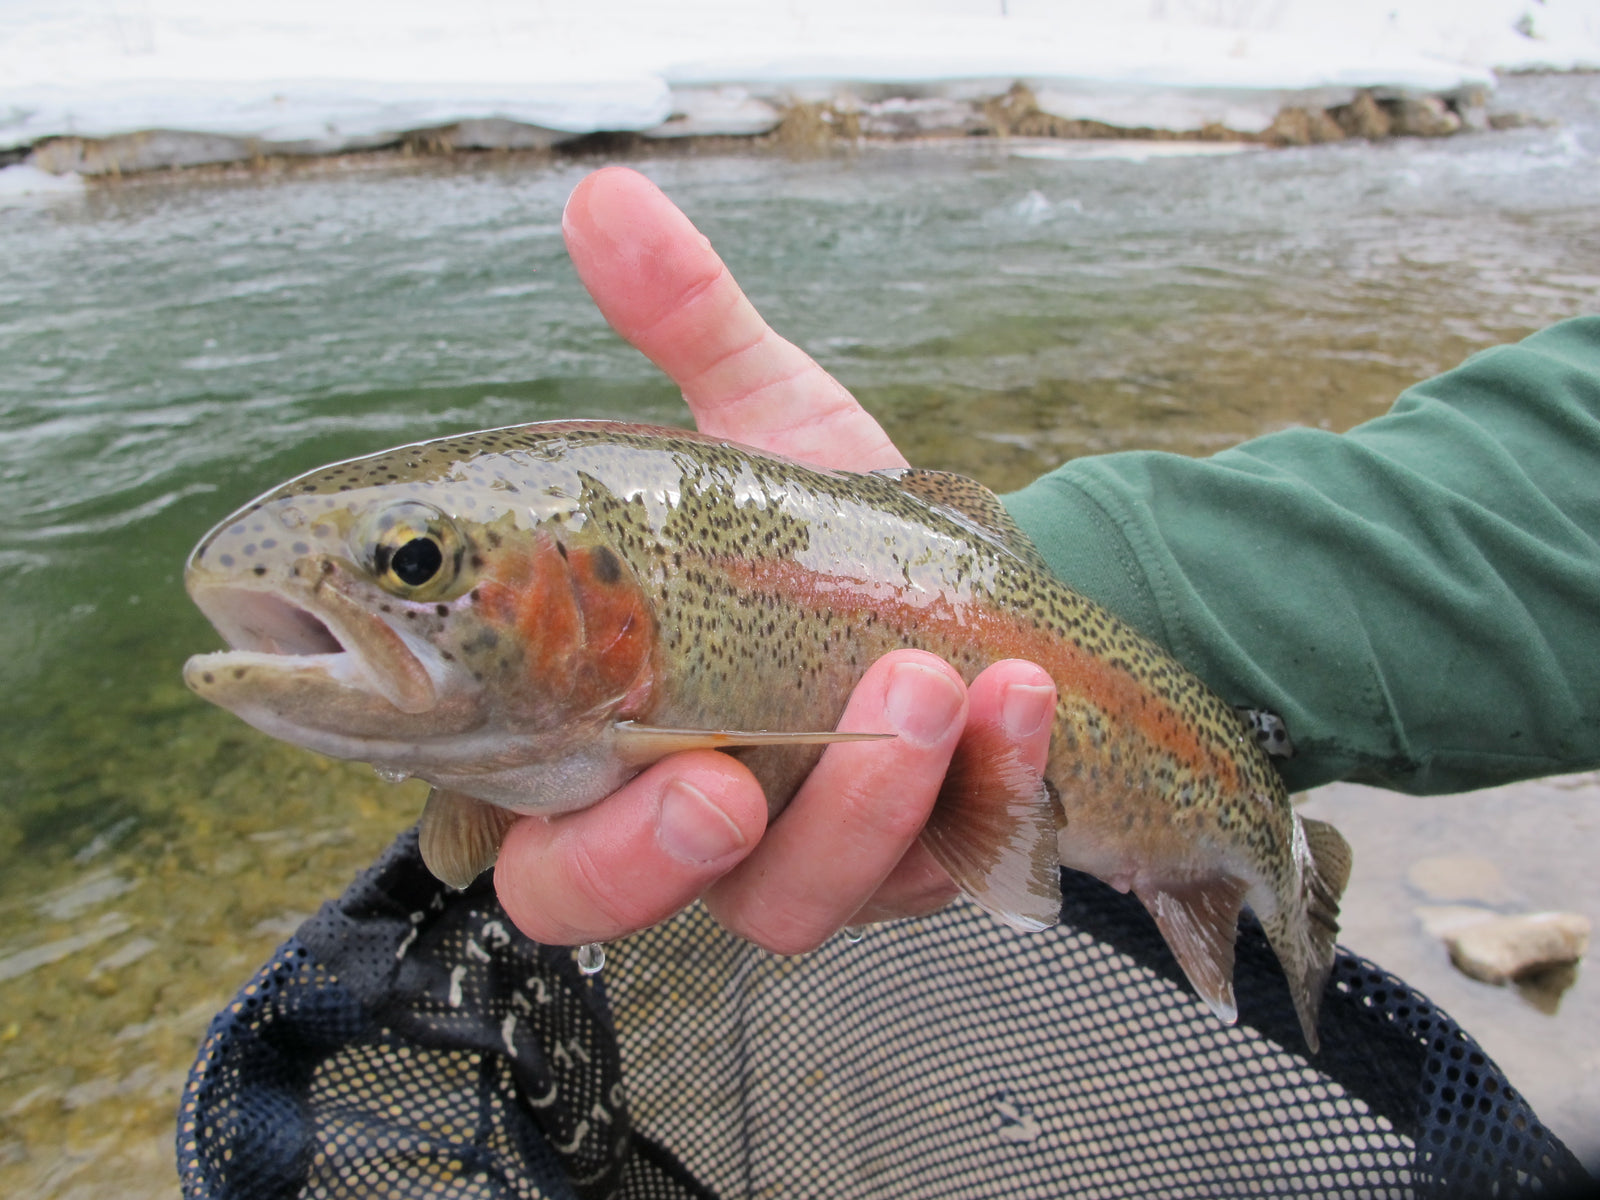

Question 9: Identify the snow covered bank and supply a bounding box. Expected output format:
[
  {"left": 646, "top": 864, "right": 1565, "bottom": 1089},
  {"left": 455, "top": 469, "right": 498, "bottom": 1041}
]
[
  {"left": 0, "top": 163, "right": 84, "bottom": 203},
  {"left": 1, "top": 1, "right": 1596, "bottom": 177}
]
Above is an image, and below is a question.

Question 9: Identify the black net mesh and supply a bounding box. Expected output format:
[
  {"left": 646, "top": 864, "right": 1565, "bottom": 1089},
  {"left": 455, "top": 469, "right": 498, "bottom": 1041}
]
[{"left": 179, "top": 829, "right": 1592, "bottom": 1200}]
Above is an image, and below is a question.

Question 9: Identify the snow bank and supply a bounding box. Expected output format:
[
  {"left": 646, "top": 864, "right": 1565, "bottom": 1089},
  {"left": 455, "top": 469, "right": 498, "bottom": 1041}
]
[
  {"left": 0, "top": 163, "right": 85, "bottom": 202},
  {"left": 1, "top": 0, "right": 1595, "bottom": 173}
]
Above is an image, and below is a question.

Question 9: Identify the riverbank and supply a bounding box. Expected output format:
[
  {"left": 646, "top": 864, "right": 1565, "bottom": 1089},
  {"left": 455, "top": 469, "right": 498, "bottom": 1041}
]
[
  {"left": 13, "top": 79, "right": 1552, "bottom": 184},
  {"left": 3, "top": 0, "right": 1595, "bottom": 182}
]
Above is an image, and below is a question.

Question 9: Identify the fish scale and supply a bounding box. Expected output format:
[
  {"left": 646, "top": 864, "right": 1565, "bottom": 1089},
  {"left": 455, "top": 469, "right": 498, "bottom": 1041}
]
[{"left": 184, "top": 419, "right": 1351, "bottom": 1050}]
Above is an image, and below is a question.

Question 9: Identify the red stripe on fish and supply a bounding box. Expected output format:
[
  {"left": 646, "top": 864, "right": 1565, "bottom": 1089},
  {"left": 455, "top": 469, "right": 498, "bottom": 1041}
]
[{"left": 707, "top": 552, "right": 1238, "bottom": 792}]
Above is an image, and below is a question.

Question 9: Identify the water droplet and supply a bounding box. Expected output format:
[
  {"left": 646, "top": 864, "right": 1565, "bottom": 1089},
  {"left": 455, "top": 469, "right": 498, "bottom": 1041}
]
[
  {"left": 575, "top": 942, "right": 606, "bottom": 975},
  {"left": 372, "top": 764, "right": 411, "bottom": 784},
  {"left": 843, "top": 926, "right": 866, "bottom": 944}
]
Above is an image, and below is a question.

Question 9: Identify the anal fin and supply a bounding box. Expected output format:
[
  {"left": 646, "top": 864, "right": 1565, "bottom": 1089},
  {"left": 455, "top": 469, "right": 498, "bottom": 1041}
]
[
  {"left": 419, "top": 787, "right": 522, "bottom": 890},
  {"left": 917, "top": 718, "right": 1061, "bottom": 933},
  {"left": 1135, "top": 875, "right": 1251, "bottom": 1025}
]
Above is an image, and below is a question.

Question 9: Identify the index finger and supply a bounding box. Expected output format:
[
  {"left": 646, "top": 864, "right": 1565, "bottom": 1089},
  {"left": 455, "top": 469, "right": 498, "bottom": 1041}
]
[{"left": 561, "top": 165, "right": 905, "bottom": 471}]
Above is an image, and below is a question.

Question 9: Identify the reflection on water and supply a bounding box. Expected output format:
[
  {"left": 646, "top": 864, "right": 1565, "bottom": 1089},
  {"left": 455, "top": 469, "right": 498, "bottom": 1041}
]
[{"left": 1, "top": 73, "right": 1597, "bottom": 1196}]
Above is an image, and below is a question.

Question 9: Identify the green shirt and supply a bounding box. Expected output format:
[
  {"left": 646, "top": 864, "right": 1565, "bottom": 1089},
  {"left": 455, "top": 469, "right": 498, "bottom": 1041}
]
[{"left": 1004, "top": 316, "right": 1600, "bottom": 795}]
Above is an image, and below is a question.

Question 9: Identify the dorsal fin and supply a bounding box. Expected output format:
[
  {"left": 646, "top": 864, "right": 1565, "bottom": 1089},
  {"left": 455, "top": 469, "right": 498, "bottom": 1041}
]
[{"left": 874, "top": 468, "right": 1053, "bottom": 574}]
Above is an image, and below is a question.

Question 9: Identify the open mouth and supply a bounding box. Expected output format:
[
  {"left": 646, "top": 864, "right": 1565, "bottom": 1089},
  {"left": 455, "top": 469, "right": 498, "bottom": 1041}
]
[
  {"left": 198, "top": 587, "right": 345, "bottom": 657},
  {"left": 186, "top": 577, "right": 437, "bottom": 714}
]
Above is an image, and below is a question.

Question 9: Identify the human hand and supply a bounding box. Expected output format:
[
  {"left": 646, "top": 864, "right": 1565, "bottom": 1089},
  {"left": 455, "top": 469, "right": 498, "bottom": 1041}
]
[{"left": 493, "top": 167, "right": 1056, "bottom": 954}]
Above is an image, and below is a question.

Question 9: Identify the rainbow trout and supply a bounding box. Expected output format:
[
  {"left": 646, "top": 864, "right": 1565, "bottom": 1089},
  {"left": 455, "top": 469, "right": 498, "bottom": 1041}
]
[{"left": 184, "top": 421, "right": 1350, "bottom": 1049}]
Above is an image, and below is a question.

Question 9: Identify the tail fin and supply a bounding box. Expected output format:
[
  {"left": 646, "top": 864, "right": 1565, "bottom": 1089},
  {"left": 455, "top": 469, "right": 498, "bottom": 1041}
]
[{"left": 1267, "top": 815, "right": 1353, "bottom": 1053}]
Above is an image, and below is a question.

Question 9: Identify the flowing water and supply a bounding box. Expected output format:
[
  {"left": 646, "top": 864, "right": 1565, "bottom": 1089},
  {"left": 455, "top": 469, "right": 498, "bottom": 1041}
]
[{"left": 2, "top": 74, "right": 1598, "bottom": 1195}]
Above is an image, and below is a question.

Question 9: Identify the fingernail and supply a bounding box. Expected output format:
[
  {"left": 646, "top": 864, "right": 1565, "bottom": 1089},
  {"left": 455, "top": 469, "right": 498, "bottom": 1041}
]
[
  {"left": 657, "top": 779, "right": 746, "bottom": 865},
  {"left": 885, "top": 661, "right": 964, "bottom": 748},
  {"left": 1002, "top": 682, "right": 1056, "bottom": 740}
]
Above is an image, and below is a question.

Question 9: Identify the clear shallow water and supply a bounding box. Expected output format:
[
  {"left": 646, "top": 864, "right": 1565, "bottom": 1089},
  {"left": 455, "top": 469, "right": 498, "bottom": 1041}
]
[{"left": 1, "top": 74, "right": 1598, "bottom": 1195}]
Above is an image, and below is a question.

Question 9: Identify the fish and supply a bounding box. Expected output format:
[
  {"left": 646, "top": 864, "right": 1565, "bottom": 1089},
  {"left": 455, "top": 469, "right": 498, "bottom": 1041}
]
[{"left": 183, "top": 420, "right": 1351, "bottom": 1050}]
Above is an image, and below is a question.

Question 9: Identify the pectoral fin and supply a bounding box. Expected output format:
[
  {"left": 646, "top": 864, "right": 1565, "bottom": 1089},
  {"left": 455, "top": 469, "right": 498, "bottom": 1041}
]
[
  {"left": 418, "top": 787, "right": 522, "bottom": 890},
  {"left": 1135, "top": 875, "right": 1250, "bottom": 1025},
  {"left": 612, "top": 721, "right": 892, "bottom": 765},
  {"left": 917, "top": 719, "right": 1062, "bottom": 933}
]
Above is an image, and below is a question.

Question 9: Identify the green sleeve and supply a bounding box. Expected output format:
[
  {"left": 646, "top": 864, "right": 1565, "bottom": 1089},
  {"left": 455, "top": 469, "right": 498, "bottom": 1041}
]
[{"left": 1002, "top": 316, "right": 1600, "bottom": 795}]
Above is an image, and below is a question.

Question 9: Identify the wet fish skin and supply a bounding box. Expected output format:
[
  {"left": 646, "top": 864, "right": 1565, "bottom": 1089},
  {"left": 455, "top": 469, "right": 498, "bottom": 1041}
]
[{"left": 183, "top": 420, "right": 1350, "bottom": 1050}]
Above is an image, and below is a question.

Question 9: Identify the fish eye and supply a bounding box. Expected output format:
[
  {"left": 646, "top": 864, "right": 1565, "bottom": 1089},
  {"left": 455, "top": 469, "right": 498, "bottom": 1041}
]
[
  {"left": 361, "top": 502, "right": 465, "bottom": 600},
  {"left": 390, "top": 536, "right": 443, "bottom": 587}
]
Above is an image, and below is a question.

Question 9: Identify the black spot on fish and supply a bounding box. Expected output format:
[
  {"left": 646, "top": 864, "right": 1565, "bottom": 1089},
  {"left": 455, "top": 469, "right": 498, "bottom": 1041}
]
[
  {"left": 202, "top": 672, "right": 215, "bottom": 685},
  {"left": 591, "top": 546, "right": 622, "bottom": 585},
  {"left": 233, "top": 667, "right": 248, "bottom": 680},
  {"left": 252, "top": 565, "right": 267, "bottom": 577},
  {"left": 435, "top": 604, "right": 449, "bottom": 617}
]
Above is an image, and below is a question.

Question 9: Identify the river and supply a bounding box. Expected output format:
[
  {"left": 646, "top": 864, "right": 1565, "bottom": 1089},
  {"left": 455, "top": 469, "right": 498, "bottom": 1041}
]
[{"left": 1, "top": 73, "right": 1597, "bottom": 1196}]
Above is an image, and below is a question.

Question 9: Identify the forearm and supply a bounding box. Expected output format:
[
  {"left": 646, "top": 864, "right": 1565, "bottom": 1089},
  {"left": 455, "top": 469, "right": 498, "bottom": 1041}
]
[{"left": 1004, "top": 317, "right": 1600, "bottom": 794}]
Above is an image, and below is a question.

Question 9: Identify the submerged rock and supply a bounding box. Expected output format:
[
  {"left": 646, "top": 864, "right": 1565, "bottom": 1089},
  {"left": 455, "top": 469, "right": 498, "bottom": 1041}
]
[{"left": 1441, "top": 911, "right": 1590, "bottom": 985}]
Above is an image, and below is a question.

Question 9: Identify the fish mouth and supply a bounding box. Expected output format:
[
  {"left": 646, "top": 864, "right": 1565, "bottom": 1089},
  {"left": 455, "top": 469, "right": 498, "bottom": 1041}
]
[
  {"left": 184, "top": 571, "right": 437, "bottom": 716},
  {"left": 195, "top": 586, "right": 346, "bottom": 657}
]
